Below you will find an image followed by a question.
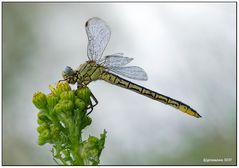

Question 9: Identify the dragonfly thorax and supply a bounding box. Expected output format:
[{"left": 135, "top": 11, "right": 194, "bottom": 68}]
[{"left": 62, "top": 61, "right": 105, "bottom": 86}]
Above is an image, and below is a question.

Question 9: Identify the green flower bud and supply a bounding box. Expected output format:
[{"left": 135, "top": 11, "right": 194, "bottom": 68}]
[
  {"left": 76, "top": 87, "right": 91, "bottom": 105},
  {"left": 50, "top": 125, "right": 60, "bottom": 139},
  {"left": 47, "top": 93, "right": 59, "bottom": 109},
  {"left": 53, "top": 100, "right": 74, "bottom": 114},
  {"left": 49, "top": 82, "right": 71, "bottom": 97},
  {"left": 38, "top": 129, "right": 50, "bottom": 145},
  {"left": 38, "top": 137, "right": 46, "bottom": 146},
  {"left": 88, "top": 136, "right": 98, "bottom": 143},
  {"left": 56, "top": 82, "right": 71, "bottom": 91},
  {"left": 37, "top": 119, "right": 45, "bottom": 125},
  {"left": 49, "top": 85, "right": 57, "bottom": 95},
  {"left": 52, "top": 103, "right": 63, "bottom": 114},
  {"left": 37, "top": 111, "right": 50, "bottom": 124},
  {"left": 37, "top": 123, "right": 48, "bottom": 133},
  {"left": 33, "top": 92, "right": 47, "bottom": 109},
  {"left": 56, "top": 82, "right": 71, "bottom": 95},
  {"left": 50, "top": 125, "right": 60, "bottom": 133},
  {"left": 38, "top": 111, "right": 47, "bottom": 120},
  {"left": 75, "top": 98, "right": 86, "bottom": 110},
  {"left": 60, "top": 90, "right": 74, "bottom": 101},
  {"left": 60, "top": 100, "right": 74, "bottom": 112},
  {"left": 81, "top": 116, "right": 92, "bottom": 129}
]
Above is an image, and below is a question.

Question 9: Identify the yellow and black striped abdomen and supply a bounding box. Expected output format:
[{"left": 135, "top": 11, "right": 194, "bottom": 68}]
[{"left": 100, "top": 71, "right": 201, "bottom": 118}]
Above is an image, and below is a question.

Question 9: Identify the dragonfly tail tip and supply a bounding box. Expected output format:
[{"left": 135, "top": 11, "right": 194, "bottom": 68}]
[{"left": 196, "top": 113, "right": 202, "bottom": 118}]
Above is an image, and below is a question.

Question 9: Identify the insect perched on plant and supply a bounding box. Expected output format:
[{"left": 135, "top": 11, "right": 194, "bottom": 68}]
[{"left": 61, "top": 17, "right": 201, "bottom": 118}]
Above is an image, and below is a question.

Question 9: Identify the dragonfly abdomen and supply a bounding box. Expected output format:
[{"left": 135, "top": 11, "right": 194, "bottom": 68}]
[{"left": 100, "top": 71, "right": 201, "bottom": 118}]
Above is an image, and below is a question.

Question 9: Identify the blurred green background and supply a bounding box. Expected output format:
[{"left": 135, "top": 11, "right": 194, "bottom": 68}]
[{"left": 3, "top": 2, "right": 236, "bottom": 165}]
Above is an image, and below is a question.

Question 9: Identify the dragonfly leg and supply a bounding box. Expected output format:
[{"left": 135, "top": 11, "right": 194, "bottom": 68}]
[
  {"left": 90, "top": 92, "right": 98, "bottom": 107},
  {"left": 58, "top": 79, "right": 66, "bottom": 83},
  {"left": 86, "top": 99, "right": 94, "bottom": 115},
  {"left": 77, "top": 83, "right": 83, "bottom": 89},
  {"left": 86, "top": 92, "right": 98, "bottom": 115}
]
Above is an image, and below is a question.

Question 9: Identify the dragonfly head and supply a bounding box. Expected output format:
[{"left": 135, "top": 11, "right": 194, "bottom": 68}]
[{"left": 62, "top": 66, "right": 77, "bottom": 84}]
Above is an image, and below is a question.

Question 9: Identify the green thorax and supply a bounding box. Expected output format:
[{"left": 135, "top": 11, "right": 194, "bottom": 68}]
[{"left": 76, "top": 61, "right": 105, "bottom": 85}]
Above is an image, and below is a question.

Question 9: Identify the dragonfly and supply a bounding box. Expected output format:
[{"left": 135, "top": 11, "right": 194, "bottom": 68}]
[{"left": 61, "top": 17, "right": 201, "bottom": 118}]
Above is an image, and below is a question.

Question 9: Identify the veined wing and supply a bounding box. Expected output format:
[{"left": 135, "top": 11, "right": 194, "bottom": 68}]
[
  {"left": 103, "top": 53, "right": 133, "bottom": 67},
  {"left": 109, "top": 66, "right": 148, "bottom": 81},
  {"left": 85, "top": 17, "right": 111, "bottom": 62}
]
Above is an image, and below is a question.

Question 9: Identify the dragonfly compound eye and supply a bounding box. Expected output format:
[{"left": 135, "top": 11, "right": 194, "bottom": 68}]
[{"left": 62, "top": 66, "right": 74, "bottom": 78}]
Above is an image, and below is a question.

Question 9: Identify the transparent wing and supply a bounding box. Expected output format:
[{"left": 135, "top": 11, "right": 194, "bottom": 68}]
[
  {"left": 103, "top": 53, "right": 133, "bottom": 68},
  {"left": 109, "top": 66, "right": 148, "bottom": 81},
  {"left": 85, "top": 17, "right": 111, "bottom": 62}
]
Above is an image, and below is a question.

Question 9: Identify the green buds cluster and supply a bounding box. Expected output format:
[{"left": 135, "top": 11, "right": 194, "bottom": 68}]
[{"left": 32, "top": 82, "right": 106, "bottom": 165}]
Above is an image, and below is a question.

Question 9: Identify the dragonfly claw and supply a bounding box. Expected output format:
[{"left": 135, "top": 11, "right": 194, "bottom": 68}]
[{"left": 86, "top": 92, "right": 98, "bottom": 115}]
